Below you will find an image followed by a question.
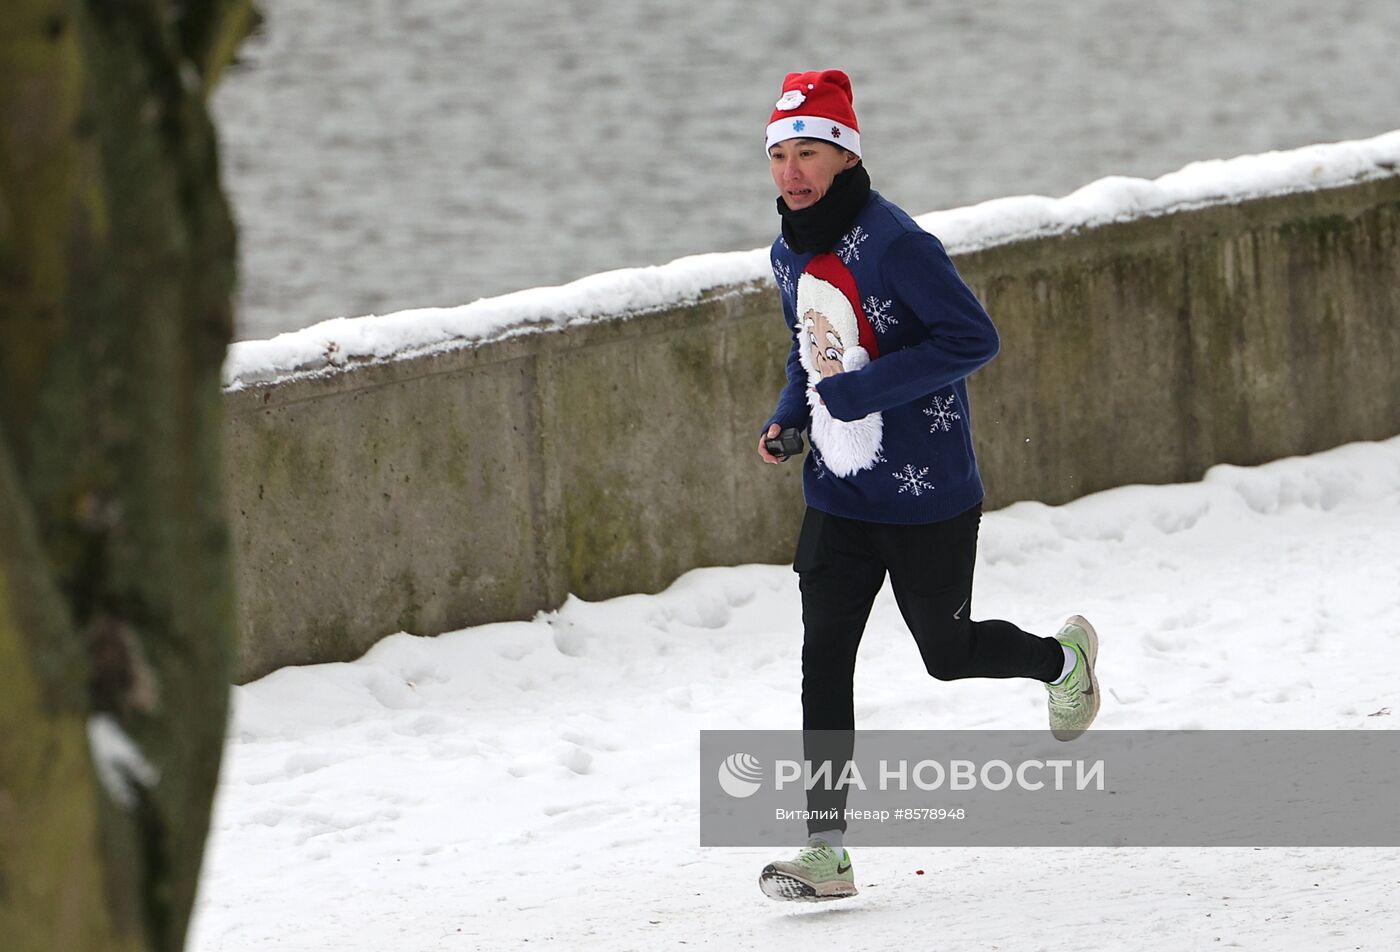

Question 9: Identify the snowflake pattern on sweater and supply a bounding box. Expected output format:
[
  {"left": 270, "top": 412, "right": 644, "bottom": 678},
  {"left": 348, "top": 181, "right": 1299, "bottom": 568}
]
[
  {"left": 764, "top": 191, "right": 999, "bottom": 524},
  {"left": 837, "top": 226, "right": 868, "bottom": 264},
  {"left": 864, "top": 294, "right": 898, "bottom": 333},
  {"left": 923, "top": 394, "right": 962, "bottom": 433},
  {"left": 772, "top": 259, "right": 794, "bottom": 300},
  {"left": 892, "top": 463, "right": 936, "bottom": 497}
]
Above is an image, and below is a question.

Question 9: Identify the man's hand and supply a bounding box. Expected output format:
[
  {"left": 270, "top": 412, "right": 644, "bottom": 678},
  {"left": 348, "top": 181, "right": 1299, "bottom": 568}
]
[{"left": 758, "top": 423, "right": 786, "bottom": 463}]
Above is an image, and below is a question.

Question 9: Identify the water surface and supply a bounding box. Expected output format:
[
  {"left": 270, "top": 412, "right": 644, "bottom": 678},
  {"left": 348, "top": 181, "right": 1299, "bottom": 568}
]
[{"left": 213, "top": 0, "right": 1400, "bottom": 340}]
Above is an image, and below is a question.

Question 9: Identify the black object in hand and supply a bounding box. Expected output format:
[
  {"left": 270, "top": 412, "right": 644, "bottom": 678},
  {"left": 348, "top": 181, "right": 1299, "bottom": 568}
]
[{"left": 764, "top": 427, "right": 805, "bottom": 460}]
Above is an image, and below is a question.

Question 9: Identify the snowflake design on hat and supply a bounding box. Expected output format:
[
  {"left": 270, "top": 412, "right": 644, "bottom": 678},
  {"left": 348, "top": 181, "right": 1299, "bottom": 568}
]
[
  {"left": 792, "top": 119, "right": 806, "bottom": 133},
  {"left": 893, "top": 463, "right": 936, "bottom": 497},
  {"left": 772, "top": 259, "right": 794, "bottom": 299},
  {"left": 837, "top": 226, "right": 868, "bottom": 264},
  {"left": 923, "top": 394, "right": 962, "bottom": 433},
  {"left": 864, "top": 295, "right": 898, "bottom": 333},
  {"left": 830, "top": 126, "right": 842, "bottom": 139}
]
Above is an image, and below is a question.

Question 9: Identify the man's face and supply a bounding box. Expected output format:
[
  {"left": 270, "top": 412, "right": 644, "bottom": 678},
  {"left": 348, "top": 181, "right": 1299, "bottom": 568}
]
[{"left": 769, "top": 138, "right": 859, "bottom": 210}]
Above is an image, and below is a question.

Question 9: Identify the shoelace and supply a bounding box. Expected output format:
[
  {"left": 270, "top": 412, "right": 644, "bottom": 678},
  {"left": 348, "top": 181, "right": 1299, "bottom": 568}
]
[
  {"left": 797, "top": 845, "right": 835, "bottom": 869},
  {"left": 1047, "top": 650, "right": 1085, "bottom": 713},
  {"left": 1047, "top": 685, "right": 1080, "bottom": 713}
]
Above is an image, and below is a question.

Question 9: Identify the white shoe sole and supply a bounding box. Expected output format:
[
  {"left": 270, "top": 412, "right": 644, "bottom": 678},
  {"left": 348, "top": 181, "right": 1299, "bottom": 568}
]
[{"left": 759, "top": 866, "right": 858, "bottom": 902}]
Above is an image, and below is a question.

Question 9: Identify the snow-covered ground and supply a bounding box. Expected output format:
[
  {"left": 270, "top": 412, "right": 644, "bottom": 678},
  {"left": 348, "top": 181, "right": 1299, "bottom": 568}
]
[{"left": 188, "top": 436, "right": 1400, "bottom": 951}]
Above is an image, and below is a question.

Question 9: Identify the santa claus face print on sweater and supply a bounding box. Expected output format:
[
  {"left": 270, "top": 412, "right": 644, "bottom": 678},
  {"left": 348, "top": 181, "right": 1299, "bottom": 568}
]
[
  {"left": 795, "top": 253, "right": 883, "bottom": 478},
  {"left": 805, "top": 307, "right": 848, "bottom": 379}
]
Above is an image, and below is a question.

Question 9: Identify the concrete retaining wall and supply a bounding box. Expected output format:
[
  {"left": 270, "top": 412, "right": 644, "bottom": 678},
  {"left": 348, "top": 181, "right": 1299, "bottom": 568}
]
[{"left": 225, "top": 176, "right": 1400, "bottom": 682}]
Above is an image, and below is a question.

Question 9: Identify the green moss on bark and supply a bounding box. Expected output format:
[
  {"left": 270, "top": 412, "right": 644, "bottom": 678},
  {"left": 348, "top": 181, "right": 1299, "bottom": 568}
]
[{"left": 0, "top": 0, "right": 256, "bottom": 948}]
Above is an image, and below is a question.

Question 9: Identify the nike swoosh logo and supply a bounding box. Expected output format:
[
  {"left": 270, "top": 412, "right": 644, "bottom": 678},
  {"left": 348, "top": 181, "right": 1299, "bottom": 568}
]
[
  {"left": 837, "top": 861, "right": 852, "bottom": 874},
  {"left": 952, "top": 598, "right": 968, "bottom": 620}
]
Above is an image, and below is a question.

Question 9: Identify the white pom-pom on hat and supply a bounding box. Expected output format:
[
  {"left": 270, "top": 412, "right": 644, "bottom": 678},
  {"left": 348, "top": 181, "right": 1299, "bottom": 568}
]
[{"left": 841, "top": 346, "right": 870, "bottom": 372}]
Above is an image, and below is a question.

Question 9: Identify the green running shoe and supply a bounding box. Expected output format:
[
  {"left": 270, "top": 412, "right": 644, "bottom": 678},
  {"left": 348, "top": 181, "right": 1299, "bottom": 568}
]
[
  {"left": 1047, "top": 614, "right": 1100, "bottom": 741},
  {"left": 759, "top": 837, "right": 857, "bottom": 901}
]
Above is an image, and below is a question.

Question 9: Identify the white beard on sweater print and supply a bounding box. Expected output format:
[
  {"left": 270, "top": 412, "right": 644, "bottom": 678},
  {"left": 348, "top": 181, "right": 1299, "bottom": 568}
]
[{"left": 795, "top": 260, "right": 883, "bottom": 479}]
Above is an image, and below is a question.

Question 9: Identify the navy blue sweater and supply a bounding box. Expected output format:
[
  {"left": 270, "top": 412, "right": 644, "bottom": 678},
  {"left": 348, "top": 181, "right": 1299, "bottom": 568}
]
[{"left": 764, "top": 191, "right": 999, "bottom": 524}]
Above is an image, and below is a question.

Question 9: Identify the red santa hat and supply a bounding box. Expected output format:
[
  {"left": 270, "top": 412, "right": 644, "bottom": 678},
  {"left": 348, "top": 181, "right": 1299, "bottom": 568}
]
[
  {"left": 795, "top": 252, "right": 879, "bottom": 378},
  {"left": 766, "top": 69, "right": 862, "bottom": 157}
]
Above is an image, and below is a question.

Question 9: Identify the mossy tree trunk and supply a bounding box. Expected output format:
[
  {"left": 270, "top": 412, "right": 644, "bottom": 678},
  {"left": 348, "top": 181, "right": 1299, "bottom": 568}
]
[{"left": 0, "top": 1, "right": 258, "bottom": 949}]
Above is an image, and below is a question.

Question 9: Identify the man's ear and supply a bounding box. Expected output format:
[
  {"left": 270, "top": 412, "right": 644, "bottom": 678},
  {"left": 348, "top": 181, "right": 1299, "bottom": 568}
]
[{"left": 843, "top": 150, "right": 860, "bottom": 170}]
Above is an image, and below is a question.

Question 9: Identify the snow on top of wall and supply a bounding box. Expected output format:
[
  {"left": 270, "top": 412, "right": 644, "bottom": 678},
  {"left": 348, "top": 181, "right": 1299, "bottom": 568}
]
[{"left": 223, "top": 129, "right": 1400, "bottom": 392}]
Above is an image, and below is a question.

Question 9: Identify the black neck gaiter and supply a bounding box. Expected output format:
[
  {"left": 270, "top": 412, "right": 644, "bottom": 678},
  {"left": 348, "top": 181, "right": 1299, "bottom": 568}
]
[{"left": 776, "top": 162, "right": 872, "bottom": 254}]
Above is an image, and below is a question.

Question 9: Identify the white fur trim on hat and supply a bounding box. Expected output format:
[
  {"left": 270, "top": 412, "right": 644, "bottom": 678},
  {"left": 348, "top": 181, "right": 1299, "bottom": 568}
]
[{"left": 766, "top": 116, "right": 862, "bottom": 157}]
